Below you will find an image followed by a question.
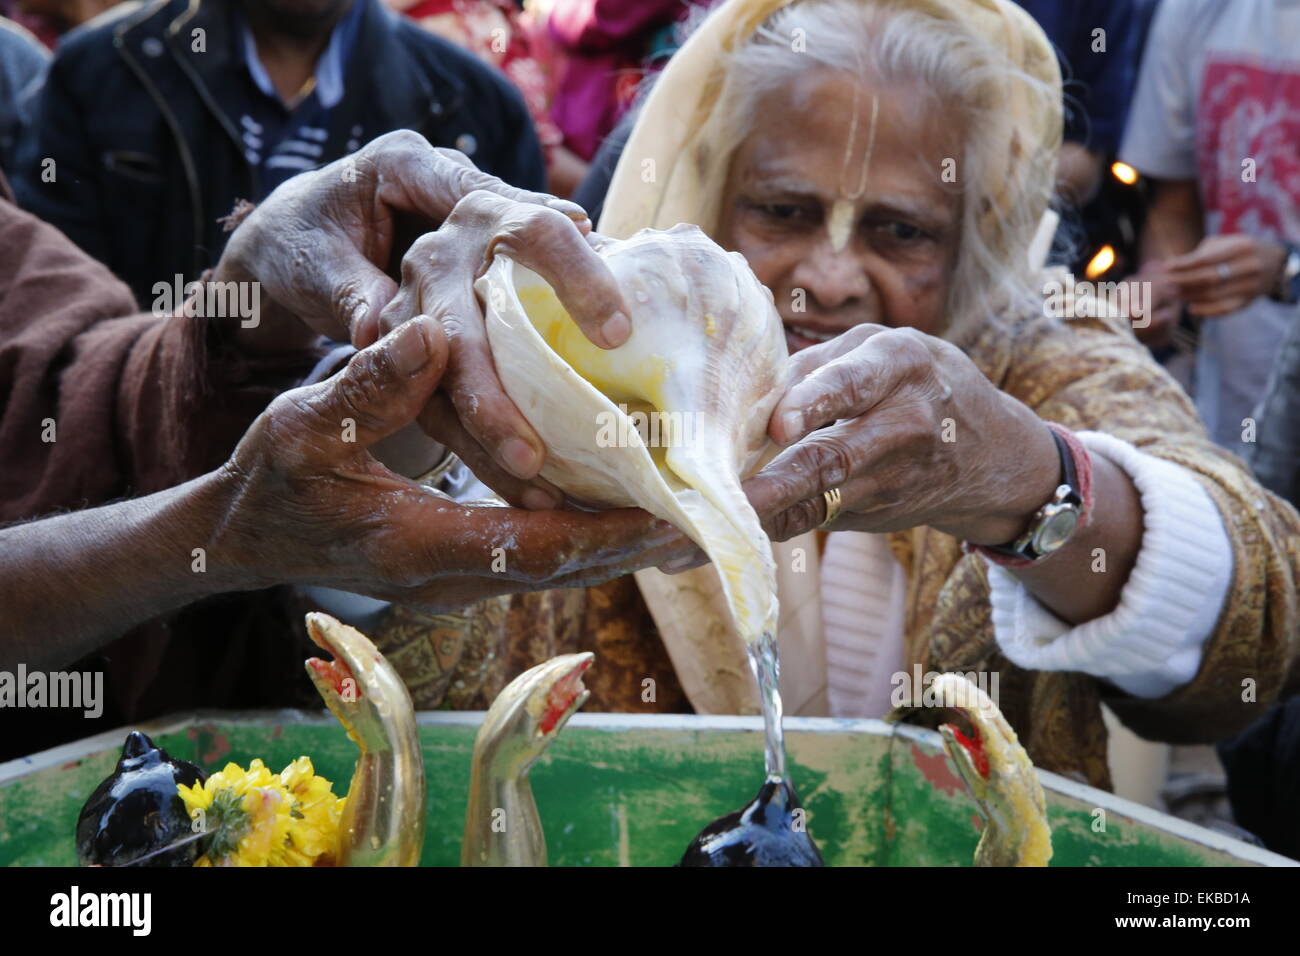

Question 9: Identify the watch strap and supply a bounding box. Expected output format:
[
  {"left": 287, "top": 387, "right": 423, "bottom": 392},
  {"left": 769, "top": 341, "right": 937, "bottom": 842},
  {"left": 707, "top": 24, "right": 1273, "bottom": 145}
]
[
  {"left": 1048, "top": 423, "right": 1094, "bottom": 528},
  {"left": 968, "top": 423, "right": 1093, "bottom": 568}
]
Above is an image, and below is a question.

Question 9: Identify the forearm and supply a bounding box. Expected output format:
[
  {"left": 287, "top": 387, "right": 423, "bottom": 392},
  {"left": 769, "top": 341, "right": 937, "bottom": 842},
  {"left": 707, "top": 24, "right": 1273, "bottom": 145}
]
[
  {"left": 988, "top": 433, "right": 1235, "bottom": 698},
  {"left": 1010, "top": 451, "right": 1142, "bottom": 624},
  {"left": 1141, "top": 178, "right": 1203, "bottom": 263},
  {"left": 0, "top": 469, "right": 253, "bottom": 671}
]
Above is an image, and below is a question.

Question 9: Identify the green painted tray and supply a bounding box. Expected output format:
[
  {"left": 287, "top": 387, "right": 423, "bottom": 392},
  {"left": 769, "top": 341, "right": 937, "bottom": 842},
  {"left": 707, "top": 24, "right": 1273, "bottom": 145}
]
[{"left": 1, "top": 711, "right": 1291, "bottom": 867}]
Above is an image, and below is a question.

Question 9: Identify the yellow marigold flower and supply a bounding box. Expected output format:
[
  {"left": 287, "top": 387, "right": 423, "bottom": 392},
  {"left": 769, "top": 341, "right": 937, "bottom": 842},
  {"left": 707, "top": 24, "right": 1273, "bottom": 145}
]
[
  {"left": 176, "top": 756, "right": 344, "bottom": 867},
  {"left": 279, "top": 757, "right": 347, "bottom": 866},
  {"left": 176, "top": 779, "right": 212, "bottom": 814}
]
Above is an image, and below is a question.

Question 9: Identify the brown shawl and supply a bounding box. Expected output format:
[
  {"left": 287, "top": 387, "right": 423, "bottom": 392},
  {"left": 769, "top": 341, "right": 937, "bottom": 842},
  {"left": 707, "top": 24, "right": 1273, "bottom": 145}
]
[{"left": 0, "top": 188, "right": 325, "bottom": 755}]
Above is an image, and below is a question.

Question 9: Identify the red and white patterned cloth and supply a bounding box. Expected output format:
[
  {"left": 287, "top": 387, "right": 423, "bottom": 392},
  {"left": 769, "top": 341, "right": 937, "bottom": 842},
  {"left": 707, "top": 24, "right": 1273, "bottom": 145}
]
[{"left": 388, "top": 0, "right": 565, "bottom": 152}]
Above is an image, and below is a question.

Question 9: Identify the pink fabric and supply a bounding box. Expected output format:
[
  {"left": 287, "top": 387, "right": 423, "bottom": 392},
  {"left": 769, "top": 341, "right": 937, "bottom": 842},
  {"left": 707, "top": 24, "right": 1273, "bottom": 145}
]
[
  {"left": 0, "top": 1, "right": 59, "bottom": 50},
  {"left": 396, "top": 0, "right": 565, "bottom": 150},
  {"left": 550, "top": 53, "right": 625, "bottom": 160},
  {"left": 548, "top": 0, "right": 682, "bottom": 51},
  {"left": 544, "top": 0, "right": 684, "bottom": 160}
]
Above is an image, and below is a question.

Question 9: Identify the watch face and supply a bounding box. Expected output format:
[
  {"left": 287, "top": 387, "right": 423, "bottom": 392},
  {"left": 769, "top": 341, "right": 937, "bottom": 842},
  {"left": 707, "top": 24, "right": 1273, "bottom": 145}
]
[{"left": 1033, "top": 506, "right": 1079, "bottom": 555}]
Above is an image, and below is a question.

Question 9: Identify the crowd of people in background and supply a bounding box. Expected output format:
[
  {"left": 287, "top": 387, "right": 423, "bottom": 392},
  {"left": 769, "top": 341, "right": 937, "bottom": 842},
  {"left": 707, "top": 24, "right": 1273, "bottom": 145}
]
[{"left": 1, "top": 0, "right": 1299, "bottom": 859}]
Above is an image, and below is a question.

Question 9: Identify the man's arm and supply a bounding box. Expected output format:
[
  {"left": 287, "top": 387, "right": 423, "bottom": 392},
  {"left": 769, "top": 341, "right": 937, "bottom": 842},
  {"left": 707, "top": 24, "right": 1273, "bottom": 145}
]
[
  {"left": 1141, "top": 177, "right": 1204, "bottom": 263},
  {"left": 3, "top": 131, "right": 632, "bottom": 527},
  {"left": 0, "top": 191, "right": 319, "bottom": 521},
  {"left": 0, "top": 318, "right": 692, "bottom": 672},
  {"left": 0, "top": 473, "right": 243, "bottom": 672}
]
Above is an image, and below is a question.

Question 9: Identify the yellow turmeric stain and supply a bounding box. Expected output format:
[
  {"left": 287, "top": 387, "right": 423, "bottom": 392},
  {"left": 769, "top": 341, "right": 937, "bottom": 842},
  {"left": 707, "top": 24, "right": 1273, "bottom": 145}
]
[
  {"left": 518, "top": 285, "right": 670, "bottom": 409},
  {"left": 515, "top": 282, "right": 762, "bottom": 640}
]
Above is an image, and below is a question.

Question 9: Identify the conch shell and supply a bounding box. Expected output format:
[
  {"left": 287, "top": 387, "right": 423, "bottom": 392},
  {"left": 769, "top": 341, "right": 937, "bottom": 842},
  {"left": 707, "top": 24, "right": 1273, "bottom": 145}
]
[{"left": 477, "top": 224, "right": 788, "bottom": 642}]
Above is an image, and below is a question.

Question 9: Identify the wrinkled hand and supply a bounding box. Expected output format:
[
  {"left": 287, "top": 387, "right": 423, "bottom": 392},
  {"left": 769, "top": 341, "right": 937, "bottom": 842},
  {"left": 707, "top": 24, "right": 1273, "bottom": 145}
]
[
  {"left": 376, "top": 189, "right": 632, "bottom": 505},
  {"left": 741, "top": 325, "right": 1060, "bottom": 546},
  {"left": 212, "top": 129, "right": 597, "bottom": 349},
  {"left": 1164, "top": 234, "right": 1287, "bottom": 318},
  {"left": 213, "top": 317, "right": 689, "bottom": 611}
]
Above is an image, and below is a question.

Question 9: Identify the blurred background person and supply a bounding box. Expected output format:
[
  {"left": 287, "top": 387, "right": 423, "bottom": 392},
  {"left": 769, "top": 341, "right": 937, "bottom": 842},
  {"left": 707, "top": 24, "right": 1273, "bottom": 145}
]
[
  {"left": 1119, "top": 0, "right": 1300, "bottom": 455},
  {"left": 1010, "top": 0, "right": 1162, "bottom": 293},
  {"left": 1247, "top": 262, "right": 1300, "bottom": 508},
  {"left": 1224, "top": 203, "right": 1300, "bottom": 861},
  {"left": 11, "top": 0, "right": 545, "bottom": 306},
  {"left": 1217, "top": 696, "right": 1300, "bottom": 860}
]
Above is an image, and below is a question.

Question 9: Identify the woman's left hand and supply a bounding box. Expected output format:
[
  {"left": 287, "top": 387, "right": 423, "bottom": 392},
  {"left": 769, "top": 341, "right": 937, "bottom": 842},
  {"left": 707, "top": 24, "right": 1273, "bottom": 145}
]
[{"left": 743, "top": 325, "right": 1061, "bottom": 546}]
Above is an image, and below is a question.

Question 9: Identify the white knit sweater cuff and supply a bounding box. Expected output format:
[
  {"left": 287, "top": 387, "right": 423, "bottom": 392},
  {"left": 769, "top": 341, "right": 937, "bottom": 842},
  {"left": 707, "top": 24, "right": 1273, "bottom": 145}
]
[{"left": 986, "top": 431, "right": 1233, "bottom": 699}]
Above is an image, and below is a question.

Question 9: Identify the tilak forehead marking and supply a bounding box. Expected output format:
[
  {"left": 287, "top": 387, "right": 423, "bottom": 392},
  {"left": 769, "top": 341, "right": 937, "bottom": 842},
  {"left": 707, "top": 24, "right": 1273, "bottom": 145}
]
[
  {"left": 828, "top": 200, "right": 857, "bottom": 254},
  {"left": 828, "top": 91, "right": 880, "bottom": 252}
]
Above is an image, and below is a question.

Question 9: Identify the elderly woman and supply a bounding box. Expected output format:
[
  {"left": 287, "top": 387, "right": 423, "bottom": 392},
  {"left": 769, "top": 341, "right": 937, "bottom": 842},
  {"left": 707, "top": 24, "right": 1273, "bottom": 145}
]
[{"left": 573, "top": 0, "right": 1300, "bottom": 789}]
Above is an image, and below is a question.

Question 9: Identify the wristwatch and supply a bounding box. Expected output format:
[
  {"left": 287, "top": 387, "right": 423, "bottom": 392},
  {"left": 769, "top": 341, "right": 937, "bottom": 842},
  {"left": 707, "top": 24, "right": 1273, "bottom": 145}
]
[
  {"left": 983, "top": 429, "right": 1083, "bottom": 563},
  {"left": 1271, "top": 242, "right": 1300, "bottom": 305}
]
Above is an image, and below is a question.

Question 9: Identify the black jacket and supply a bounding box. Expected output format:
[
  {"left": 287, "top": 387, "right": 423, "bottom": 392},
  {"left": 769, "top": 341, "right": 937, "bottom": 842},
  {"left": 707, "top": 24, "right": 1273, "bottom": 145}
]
[{"left": 12, "top": 0, "right": 544, "bottom": 305}]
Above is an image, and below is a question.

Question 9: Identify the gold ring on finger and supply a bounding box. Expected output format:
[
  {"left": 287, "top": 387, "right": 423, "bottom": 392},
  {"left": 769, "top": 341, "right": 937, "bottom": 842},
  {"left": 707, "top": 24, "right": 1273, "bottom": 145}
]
[{"left": 821, "top": 487, "right": 844, "bottom": 527}]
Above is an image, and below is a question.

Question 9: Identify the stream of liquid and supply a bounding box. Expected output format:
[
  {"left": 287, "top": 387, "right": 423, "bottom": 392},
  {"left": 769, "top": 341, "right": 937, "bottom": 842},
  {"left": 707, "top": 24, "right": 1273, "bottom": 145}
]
[
  {"left": 747, "top": 631, "right": 786, "bottom": 782},
  {"left": 680, "top": 629, "right": 826, "bottom": 865}
]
